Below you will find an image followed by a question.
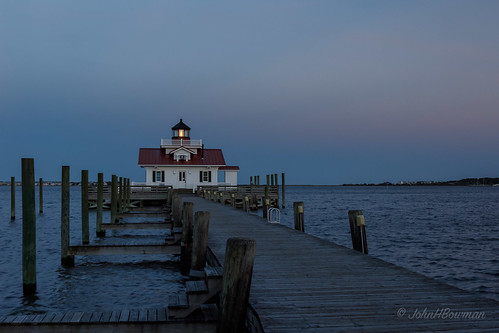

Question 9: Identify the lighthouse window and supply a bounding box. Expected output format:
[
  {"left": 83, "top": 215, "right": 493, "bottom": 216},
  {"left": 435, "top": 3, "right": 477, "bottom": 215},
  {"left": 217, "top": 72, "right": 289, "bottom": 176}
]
[
  {"left": 178, "top": 129, "right": 184, "bottom": 137},
  {"left": 200, "top": 171, "right": 212, "bottom": 182}
]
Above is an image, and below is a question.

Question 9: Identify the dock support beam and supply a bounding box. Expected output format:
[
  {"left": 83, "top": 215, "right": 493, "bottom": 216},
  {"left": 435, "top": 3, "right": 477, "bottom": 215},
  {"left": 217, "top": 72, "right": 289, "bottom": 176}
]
[
  {"left": 22, "top": 158, "right": 36, "bottom": 295},
  {"left": 190, "top": 211, "right": 210, "bottom": 277},
  {"left": 293, "top": 202, "right": 305, "bottom": 232},
  {"left": 81, "top": 170, "right": 89, "bottom": 245},
  {"left": 61, "top": 166, "right": 74, "bottom": 267},
  {"left": 96, "top": 173, "right": 105, "bottom": 237},
  {"left": 11, "top": 177, "right": 15, "bottom": 220},
  {"left": 217, "top": 238, "right": 256, "bottom": 333}
]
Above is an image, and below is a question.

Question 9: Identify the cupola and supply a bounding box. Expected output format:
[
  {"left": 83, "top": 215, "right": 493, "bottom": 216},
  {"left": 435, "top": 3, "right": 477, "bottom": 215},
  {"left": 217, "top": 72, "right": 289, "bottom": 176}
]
[{"left": 171, "top": 118, "right": 191, "bottom": 139}]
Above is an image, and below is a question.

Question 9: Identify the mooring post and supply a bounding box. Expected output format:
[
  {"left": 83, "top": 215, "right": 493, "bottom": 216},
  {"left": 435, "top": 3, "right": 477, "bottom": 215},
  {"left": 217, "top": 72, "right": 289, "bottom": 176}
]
[
  {"left": 262, "top": 196, "right": 268, "bottom": 219},
  {"left": 270, "top": 174, "right": 274, "bottom": 186},
  {"left": 111, "top": 175, "right": 118, "bottom": 223},
  {"left": 96, "top": 173, "right": 105, "bottom": 237},
  {"left": 22, "top": 158, "right": 36, "bottom": 294},
  {"left": 81, "top": 170, "right": 89, "bottom": 245},
  {"left": 126, "top": 178, "right": 131, "bottom": 210},
  {"left": 190, "top": 211, "right": 210, "bottom": 277},
  {"left": 281, "top": 173, "right": 286, "bottom": 209},
  {"left": 61, "top": 166, "right": 74, "bottom": 267},
  {"left": 217, "top": 238, "right": 256, "bottom": 333},
  {"left": 250, "top": 176, "right": 253, "bottom": 185},
  {"left": 348, "top": 210, "right": 364, "bottom": 253},
  {"left": 266, "top": 174, "right": 270, "bottom": 186},
  {"left": 181, "top": 202, "right": 194, "bottom": 274},
  {"left": 118, "top": 177, "right": 123, "bottom": 214},
  {"left": 39, "top": 177, "right": 43, "bottom": 214},
  {"left": 356, "top": 214, "right": 368, "bottom": 254},
  {"left": 11, "top": 176, "right": 15, "bottom": 220},
  {"left": 274, "top": 173, "right": 279, "bottom": 208},
  {"left": 231, "top": 193, "right": 235, "bottom": 208},
  {"left": 293, "top": 201, "right": 305, "bottom": 232},
  {"left": 244, "top": 196, "right": 249, "bottom": 213},
  {"left": 172, "top": 191, "right": 182, "bottom": 228}
]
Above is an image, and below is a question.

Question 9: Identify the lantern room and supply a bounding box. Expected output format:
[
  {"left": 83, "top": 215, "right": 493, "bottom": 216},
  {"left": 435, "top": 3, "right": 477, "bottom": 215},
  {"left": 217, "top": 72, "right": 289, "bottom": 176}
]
[{"left": 172, "top": 118, "right": 190, "bottom": 139}]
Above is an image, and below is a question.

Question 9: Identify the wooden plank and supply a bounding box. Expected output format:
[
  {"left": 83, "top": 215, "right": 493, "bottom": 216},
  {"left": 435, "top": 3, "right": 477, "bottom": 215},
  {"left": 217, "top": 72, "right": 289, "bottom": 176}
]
[
  {"left": 138, "top": 309, "right": 148, "bottom": 322},
  {"left": 101, "top": 222, "right": 172, "bottom": 230},
  {"left": 40, "top": 313, "right": 56, "bottom": 323},
  {"left": 70, "top": 312, "right": 85, "bottom": 323},
  {"left": 119, "top": 309, "right": 130, "bottom": 322},
  {"left": 3, "top": 316, "right": 16, "bottom": 324},
  {"left": 80, "top": 312, "right": 93, "bottom": 323},
  {"left": 100, "top": 311, "right": 113, "bottom": 323},
  {"left": 32, "top": 314, "right": 47, "bottom": 323},
  {"left": 108, "top": 310, "right": 121, "bottom": 323},
  {"left": 89, "top": 311, "right": 103, "bottom": 323},
  {"left": 51, "top": 312, "right": 64, "bottom": 323},
  {"left": 12, "top": 315, "right": 27, "bottom": 324},
  {"left": 147, "top": 308, "right": 157, "bottom": 322},
  {"left": 129, "top": 309, "right": 139, "bottom": 322},
  {"left": 157, "top": 308, "right": 167, "bottom": 322},
  {"left": 69, "top": 244, "right": 181, "bottom": 256}
]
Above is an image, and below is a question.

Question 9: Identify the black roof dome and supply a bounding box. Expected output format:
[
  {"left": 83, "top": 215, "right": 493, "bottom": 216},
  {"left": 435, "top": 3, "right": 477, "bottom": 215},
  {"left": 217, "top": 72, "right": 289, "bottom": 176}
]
[{"left": 171, "top": 118, "right": 191, "bottom": 130}]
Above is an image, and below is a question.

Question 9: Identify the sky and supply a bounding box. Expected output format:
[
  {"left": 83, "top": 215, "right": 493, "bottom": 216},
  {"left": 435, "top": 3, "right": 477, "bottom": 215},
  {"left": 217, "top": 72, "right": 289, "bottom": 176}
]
[{"left": 1, "top": 1, "right": 498, "bottom": 185}]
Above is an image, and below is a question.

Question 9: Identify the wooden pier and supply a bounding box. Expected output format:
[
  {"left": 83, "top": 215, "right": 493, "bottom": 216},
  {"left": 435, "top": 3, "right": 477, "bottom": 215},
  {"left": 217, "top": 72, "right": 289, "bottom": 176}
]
[{"left": 187, "top": 195, "right": 499, "bottom": 332}]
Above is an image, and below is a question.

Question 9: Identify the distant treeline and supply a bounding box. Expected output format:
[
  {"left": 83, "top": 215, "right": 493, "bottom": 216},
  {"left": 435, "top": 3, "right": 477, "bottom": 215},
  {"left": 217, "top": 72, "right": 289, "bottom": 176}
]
[{"left": 342, "top": 177, "right": 499, "bottom": 187}]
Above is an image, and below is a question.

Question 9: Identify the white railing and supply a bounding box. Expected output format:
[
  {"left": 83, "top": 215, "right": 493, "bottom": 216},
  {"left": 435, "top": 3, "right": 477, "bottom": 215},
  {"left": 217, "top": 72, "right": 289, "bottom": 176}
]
[{"left": 161, "top": 139, "right": 202, "bottom": 147}]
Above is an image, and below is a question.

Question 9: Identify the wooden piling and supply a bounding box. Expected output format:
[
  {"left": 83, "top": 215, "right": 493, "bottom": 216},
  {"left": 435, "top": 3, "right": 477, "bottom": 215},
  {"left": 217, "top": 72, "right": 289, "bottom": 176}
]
[
  {"left": 172, "top": 191, "right": 182, "bottom": 228},
  {"left": 270, "top": 174, "right": 274, "bottom": 186},
  {"left": 11, "top": 177, "right": 15, "bottom": 220},
  {"left": 61, "top": 166, "right": 74, "bottom": 267},
  {"left": 81, "top": 170, "right": 89, "bottom": 245},
  {"left": 190, "top": 211, "right": 210, "bottom": 276},
  {"left": 126, "top": 178, "right": 131, "bottom": 210},
  {"left": 111, "top": 175, "right": 118, "bottom": 223},
  {"left": 39, "top": 177, "right": 43, "bottom": 214},
  {"left": 281, "top": 173, "right": 286, "bottom": 208},
  {"left": 118, "top": 177, "right": 123, "bottom": 213},
  {"left": 96, "top": 173, "right": 105, "bottom": 237},
  {"left": 250, "top": 176, "right": 253, "bottom": 185},
  {"left": 22, "top": 158, "right": 36, "bottom": 294},
  {"left": 348, "top": 210, "right": 363, "bottom": 253},
  {"left": 262, "top": 196, "right": 269, "bottom": 219},
  {"left": 356, "top": 215, "right": 368, "bottom": 254},
  {"left": 244, "top": 196, "right": 250, "bottom": 213},
  {"left": 181, "top": 202, "right": 194, "bottom": 274},
  {"left": 266, "top": 174, "right": 270, "bottom": 186},
  {"left": 231, "top": 193, "right": 236, "bottom": 208},
  {"left": 274, "top": 173, "right": 279, "bottom": 208},
  {"left": 217, "top": 238, "right": 256, "bottom": 333},
  {"left": 293, "top": 202, "right": 305, "bottom": 232}
]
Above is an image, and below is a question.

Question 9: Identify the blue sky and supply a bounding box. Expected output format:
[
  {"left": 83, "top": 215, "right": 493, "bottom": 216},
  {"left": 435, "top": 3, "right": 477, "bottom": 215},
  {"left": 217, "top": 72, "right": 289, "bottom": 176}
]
[{"left": 1, "top": 1, "right": 498, "bottom": 184}]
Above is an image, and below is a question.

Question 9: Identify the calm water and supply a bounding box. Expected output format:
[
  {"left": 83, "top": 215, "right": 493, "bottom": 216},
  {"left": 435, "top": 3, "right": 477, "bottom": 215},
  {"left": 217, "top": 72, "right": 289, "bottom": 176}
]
[
  {"left": 1, "top": 186, "right": 498, "bottom": 316},
  {"left": 274, "top": 186, "right": 499, "bottom": 302},
  {"left": 0, "top": 186, "right": 185, "bottom": 316}
]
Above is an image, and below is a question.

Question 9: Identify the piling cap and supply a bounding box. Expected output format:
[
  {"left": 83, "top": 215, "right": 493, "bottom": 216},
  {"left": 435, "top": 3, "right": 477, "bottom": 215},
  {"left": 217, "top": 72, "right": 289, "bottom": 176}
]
[{"left": 356, "top": 215, "right": 365, "bottom": 226}]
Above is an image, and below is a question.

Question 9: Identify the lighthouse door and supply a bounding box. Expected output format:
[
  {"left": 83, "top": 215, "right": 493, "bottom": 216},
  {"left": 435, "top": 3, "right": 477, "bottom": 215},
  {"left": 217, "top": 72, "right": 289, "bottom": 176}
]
[{"left": 179, "top": 171, "right": 186, "bottom": 188}]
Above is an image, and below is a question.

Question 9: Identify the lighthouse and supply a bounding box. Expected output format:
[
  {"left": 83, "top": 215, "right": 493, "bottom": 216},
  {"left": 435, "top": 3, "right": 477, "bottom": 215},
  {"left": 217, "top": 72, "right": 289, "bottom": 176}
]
[{"left": 138, "top": 119, "right": 239, "bottom": 189}]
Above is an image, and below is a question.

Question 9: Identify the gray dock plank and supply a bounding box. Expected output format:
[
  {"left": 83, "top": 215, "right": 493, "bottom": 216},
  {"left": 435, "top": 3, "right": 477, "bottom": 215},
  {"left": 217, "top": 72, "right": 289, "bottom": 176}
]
[
  {"left": 129, "top": 309, "right": 139, "bottom": 322},
  {"left": 188, "top": 195, "right": 499, "bottom": 333}
]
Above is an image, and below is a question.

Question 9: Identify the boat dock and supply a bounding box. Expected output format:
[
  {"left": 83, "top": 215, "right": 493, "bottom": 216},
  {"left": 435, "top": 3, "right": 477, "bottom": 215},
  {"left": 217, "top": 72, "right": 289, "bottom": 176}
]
[{"left": 187, "top": 194, "right": 499, "bottom": 332}]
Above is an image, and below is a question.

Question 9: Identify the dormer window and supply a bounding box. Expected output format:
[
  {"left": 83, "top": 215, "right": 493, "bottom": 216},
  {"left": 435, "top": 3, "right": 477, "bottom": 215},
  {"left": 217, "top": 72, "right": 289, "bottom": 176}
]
[{"left": 178, "top": 154, "right": 186, "bottom": 161}]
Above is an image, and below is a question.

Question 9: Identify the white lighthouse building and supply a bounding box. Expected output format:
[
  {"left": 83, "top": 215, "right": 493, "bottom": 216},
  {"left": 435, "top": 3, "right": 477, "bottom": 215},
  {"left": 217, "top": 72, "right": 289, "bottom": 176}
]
[{"left": 138, "top": 119, "right": 239, "bottom": 189}]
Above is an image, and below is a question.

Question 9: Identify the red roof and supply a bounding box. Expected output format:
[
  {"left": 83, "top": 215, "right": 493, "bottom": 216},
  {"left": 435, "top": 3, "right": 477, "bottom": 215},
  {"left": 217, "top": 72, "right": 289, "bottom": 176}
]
[
  {"left": 219, "top": 166, "right": 240, "bottom": 171},
  {"left": 138, "top": 148, "right": 226, "bottom": 166}
]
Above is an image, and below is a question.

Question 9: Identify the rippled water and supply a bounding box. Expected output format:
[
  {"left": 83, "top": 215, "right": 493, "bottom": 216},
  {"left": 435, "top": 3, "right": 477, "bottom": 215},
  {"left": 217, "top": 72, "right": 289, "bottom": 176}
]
[
  {"left": 0, "top": 186, "right": 185, "bottom": 316},
  {"left": 274, "top": 186, "right": 499, "bottom": 302}
]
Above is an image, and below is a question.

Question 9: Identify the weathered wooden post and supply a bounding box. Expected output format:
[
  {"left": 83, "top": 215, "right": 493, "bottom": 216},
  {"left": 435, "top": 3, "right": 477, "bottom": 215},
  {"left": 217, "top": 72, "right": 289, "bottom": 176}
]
[
  {"left": 11, "top": 176, "right": 15, "bottom": 220},
  {"left": 118, "top": 177, "right": 123, "bottom": 213},
  {"left": 250, "top": 176, "right": 253, "bottom": 185},
  {"left": 96, "top": 173, "right": 105, "bottom": 237},
  {"left": 111, "top": 175, "right": 118, "bottom": 223},
  {"left": 348, "top": 210, "right": 363, "bottom": 252},
  {"left": 357, "top": 215, "right": 368, "bottom": 254},
  {"left": 190, "top": 211, "right": 210, "bottom": 277},
  {"left": 244, "top": 196, "right": 250, "bottom": 213},
  {"left": 181, "top": 202, "right": 194, "bottom": 274},
  {"left": 274, "top": 173, "right": 279, "bottom": 207},
  {"left": 126, "top": 178, "right": 131, "bottom": 210},
  {"left": 281, "top": 173, "right": 286, "bottom": 208},
  {"left": 270, "top": 174, "right": 274, "bottom": 186},
  {"left": 39, "top": 177, "right": 43, "bottom": 214},
  {"left": 293, "top": 201, "right": 305, "bottom": 232},
  {"left": 217, "top": 238, "right": 256, "bottom": 333},
  {"left": 22, "top": 158, "right": 36, "bottom": 294},
  {"left": 81, "top": 170, "right": 89, "bottom": 245},
  {"left": 172, "top": 191, "right": 183, "bottom": 228},
  {"left": 262, "top": 196, "right": 269, "bottom": 219},
  {"left": 61, "top": 166, "right": 74, "bottom": 267},
  {"left": 231, "top": 193, "right": 236, "bottom": 208},
  {"left": 257, "top": 175, "right": 260, "bottom": 185},
  {"left": 266, "top": 174, "right": 270, "bottom": 186}
]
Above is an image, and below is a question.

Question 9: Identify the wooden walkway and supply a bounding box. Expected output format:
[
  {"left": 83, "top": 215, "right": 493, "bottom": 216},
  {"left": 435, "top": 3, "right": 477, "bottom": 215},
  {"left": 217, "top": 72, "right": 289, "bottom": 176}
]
[{"left": 187, "top": 195, "right": 499, "bottom": 333}]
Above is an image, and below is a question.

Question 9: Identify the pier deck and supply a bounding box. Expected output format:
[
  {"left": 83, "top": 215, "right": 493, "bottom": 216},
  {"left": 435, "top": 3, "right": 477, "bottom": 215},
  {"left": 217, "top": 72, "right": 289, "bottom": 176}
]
[{"left": 187, "top": 195, "right": 499, "bottom": 332}]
